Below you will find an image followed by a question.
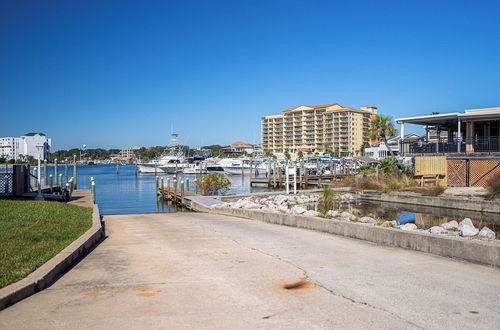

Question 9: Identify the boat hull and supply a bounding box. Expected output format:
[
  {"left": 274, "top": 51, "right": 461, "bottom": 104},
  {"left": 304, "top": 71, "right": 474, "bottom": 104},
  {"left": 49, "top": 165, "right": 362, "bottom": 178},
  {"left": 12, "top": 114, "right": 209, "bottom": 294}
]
[{"left": 137, "top": 164, "right": 166, "bottom": 173}]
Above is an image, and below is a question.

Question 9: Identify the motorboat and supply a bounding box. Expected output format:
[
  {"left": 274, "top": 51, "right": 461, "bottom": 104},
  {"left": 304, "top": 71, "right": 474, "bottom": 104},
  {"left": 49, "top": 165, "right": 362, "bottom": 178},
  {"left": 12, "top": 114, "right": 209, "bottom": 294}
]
[
  {"left": 216, "top": 158, "right": 267, "bottom": 176},
  {"left": 137, "top": 134, "right": 188, "bottom": 174}
]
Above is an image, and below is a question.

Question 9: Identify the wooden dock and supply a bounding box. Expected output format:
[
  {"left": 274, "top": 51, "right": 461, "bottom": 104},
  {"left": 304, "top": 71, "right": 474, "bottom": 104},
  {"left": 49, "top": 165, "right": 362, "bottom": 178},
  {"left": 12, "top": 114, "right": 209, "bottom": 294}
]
[
  {"left": 250, "top": 174, "right": 351, "bottom": 188},
  {"left": 157, "top": 186, "right": 201, "bottom": 209}
]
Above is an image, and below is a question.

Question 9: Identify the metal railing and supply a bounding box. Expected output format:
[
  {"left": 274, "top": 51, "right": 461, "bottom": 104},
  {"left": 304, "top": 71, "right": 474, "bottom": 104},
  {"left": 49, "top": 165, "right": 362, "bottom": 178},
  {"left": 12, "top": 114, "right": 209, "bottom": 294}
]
[{"left": 401, "top": 136, "right": 500, "bottom": 155}]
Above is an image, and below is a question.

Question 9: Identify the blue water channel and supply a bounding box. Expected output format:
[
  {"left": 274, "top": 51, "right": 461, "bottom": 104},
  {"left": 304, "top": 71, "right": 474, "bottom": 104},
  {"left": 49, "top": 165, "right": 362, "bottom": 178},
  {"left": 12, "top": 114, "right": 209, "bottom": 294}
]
[{"left": 28, "top": 164, "right": 266, "bottom": 215}]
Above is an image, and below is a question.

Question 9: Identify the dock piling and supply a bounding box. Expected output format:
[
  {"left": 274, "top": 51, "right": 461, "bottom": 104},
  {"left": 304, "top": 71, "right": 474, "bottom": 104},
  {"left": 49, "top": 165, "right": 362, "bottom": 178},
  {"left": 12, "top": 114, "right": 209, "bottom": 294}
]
[
  {"left": 49, "top": 174, "right": 53, "bottom": 191},
  {"left": 43, "top": 160, "right": 48, "bottom": 185},
  {"left": 73, "top": 155, "right": 77, "bottom": 189},
  {"left": 54, "top": 159, "right": 58, "bottom": 184},
  {"left": 64, "top": 161, "right": 68, "bottom": 185}
]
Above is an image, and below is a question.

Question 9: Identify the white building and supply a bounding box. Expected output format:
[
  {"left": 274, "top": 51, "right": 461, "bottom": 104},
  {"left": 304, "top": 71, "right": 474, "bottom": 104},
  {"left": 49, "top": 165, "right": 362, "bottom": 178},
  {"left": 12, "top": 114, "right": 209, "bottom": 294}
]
[
  {"left": 0, "top": 133, "right": 51, "bottom": 161},
  {"left": 364, "top": 134, "right": 420, "bottom": 160}
]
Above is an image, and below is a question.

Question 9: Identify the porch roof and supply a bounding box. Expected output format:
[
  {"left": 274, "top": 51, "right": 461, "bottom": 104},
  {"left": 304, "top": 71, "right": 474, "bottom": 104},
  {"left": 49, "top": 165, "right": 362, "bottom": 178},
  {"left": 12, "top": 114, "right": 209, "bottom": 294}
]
[
  {"left": 395, "top": 113, "right": 460, "bottom": 126},
  {"left": 396, "top": 109, "right": 500, "bottom": 126}
]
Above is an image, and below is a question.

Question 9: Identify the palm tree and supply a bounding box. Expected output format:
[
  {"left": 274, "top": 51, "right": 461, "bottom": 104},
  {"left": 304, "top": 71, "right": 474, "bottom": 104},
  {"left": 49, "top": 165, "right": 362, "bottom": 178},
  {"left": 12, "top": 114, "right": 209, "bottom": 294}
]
[{"left": 370, "top": 115, "right": 398, "bottom": 160}]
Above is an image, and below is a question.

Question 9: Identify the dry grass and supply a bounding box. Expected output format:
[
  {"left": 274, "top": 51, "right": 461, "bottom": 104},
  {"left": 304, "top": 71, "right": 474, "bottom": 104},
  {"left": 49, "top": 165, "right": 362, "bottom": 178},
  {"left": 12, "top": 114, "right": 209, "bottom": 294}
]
[{"left": 351, "top": 174, "right": 417, "bottom": 193}]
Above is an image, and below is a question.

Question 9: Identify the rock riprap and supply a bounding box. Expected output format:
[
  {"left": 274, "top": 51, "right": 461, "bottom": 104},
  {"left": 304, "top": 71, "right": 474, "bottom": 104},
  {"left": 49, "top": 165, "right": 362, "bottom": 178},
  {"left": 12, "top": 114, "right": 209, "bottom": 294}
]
[{"left": 211, "top": 195, "right": 498, "bottom": 242}]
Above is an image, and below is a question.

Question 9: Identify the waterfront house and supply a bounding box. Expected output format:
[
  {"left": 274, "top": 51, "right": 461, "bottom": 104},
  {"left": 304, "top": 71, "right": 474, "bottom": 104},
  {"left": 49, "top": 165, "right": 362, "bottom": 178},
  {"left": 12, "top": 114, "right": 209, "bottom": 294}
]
[
  {"left": 396, "top": 107, "right": 500, "bottom": 187},
  {"left": 396, "top": 107, "right": 500, "bottom": 156},
  {"left": 364, "top": 134, "right": 421, "bottom": 160}
]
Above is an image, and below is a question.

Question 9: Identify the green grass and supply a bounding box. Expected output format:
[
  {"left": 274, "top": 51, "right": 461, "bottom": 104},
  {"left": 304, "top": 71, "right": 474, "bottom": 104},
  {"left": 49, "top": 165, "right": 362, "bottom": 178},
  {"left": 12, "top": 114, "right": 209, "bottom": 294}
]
[{"left": 0, "top": 200, "right": 92, "bottom": 288}]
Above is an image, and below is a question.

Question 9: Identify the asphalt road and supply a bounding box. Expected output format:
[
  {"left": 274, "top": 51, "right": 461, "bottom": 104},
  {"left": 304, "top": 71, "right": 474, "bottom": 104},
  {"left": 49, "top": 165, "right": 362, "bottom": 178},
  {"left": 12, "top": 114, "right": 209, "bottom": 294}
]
[{"left": 1, "top": 212, "right": 499, "bottom": 329}]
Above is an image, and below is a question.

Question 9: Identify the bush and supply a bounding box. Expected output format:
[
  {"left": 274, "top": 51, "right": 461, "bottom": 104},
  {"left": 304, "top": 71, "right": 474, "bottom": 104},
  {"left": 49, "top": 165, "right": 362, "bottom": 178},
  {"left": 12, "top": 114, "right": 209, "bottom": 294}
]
[
  {"left": 359, "top": 164, "right": 375, "bottom": 175},
  {"left": 197, "top": 173, "right": 231, "bottom": 195},
  {"left": 351, "top": 174, "right": 416, "bottom": 193},
  {"left": 353, "top": 175, "right": 382, "bottom": 191},
  {"left": 318, "top": 186, "right": 335, "bottom": 215},
  {"left": 486, "top": 173, "right": 500, "bottom": 199},
  {"left": 377, "top": 158, "right": 402, "bottom": 175}
]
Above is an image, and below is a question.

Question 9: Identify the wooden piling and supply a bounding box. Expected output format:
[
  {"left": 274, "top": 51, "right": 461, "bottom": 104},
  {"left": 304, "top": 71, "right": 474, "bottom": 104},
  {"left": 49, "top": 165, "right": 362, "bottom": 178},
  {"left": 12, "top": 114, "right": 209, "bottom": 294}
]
[
  {"left": 54, "top": 159, "right": 58, "bottom": 184},
  {"left": 73, "top": 155, "right": 77, "bottom": 189}
]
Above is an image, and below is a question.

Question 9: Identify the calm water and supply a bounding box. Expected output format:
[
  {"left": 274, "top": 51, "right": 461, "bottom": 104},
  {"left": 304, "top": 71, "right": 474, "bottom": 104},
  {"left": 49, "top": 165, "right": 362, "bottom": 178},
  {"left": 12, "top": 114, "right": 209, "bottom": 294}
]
[{"left": 27, "top": 164, "right": 270, "bottom": 215}]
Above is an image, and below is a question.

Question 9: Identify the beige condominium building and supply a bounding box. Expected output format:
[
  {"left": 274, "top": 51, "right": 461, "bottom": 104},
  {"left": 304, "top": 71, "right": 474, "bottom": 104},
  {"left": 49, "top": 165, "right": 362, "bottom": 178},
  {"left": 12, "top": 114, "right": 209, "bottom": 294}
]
[{"left": 261, "top": 103, "right": 377, "bottom": 158}]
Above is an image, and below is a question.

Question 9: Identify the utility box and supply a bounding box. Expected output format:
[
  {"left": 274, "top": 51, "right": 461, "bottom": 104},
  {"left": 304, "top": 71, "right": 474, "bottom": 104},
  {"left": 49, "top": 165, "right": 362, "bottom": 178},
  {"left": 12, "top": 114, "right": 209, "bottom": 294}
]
[{"left": 13, "top": 165, "right": 30, "bottom": 195}]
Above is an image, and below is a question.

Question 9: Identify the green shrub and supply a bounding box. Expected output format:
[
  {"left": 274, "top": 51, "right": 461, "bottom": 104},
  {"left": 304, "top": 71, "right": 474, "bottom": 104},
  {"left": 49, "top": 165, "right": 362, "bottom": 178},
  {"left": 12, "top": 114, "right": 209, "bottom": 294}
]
[
  {"left": 318, "top": 186, "right": 335, "bottom": 215},
  {"left": 377, "top": 158, "right": 402, "bottom": 175},
  {"left": 197, "top": 173, "right": 231, "bottom": 195},
  {"left": 359, "top": 164, "right": 375, "bottom": 175}
]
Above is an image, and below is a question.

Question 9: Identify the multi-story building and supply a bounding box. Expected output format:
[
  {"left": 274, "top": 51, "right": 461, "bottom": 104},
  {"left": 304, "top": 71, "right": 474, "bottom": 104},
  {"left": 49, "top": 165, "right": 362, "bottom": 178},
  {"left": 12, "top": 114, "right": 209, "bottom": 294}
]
[
  {"left": 0, "top": 133, "right": 51, "bottom": 161},
  {"left": 261, "top": 103, "right": 377, "bottom": 158}
]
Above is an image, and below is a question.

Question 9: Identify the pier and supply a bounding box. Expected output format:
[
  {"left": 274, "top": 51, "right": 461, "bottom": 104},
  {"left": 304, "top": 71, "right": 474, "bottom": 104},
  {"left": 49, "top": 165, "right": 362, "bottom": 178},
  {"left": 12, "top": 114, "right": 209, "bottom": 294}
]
[{"left": 250, "top": 173, "right": 351, "bottom": 188}]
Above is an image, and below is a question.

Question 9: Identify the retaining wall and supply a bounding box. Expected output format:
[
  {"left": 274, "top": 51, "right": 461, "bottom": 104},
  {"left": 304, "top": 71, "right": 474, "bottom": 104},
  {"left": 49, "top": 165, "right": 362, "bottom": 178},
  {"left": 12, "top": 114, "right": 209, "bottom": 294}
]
[{"left": 359, "top": 191, "right": 500, "bottom": 214}]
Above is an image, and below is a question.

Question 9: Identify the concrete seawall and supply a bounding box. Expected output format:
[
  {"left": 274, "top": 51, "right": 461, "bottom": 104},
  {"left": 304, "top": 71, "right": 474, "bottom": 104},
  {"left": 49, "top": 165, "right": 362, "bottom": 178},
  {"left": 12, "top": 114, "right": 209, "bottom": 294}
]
[
  {"left": 360, "top": 191, "right": 500, "bottom": 214},
  {"left": 0, "top": 202, "right": 105, "bottom": 311},
  {"left": 196, "top": 205, "right": 500, "bottom": 268}
]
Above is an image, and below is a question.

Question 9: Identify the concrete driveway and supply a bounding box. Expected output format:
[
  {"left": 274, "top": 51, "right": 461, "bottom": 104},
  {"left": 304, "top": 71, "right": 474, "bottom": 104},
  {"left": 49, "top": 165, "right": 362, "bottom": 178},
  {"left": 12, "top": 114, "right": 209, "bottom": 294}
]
[{"left": 0, "top": 212, "right": 499, "bottom": 329}]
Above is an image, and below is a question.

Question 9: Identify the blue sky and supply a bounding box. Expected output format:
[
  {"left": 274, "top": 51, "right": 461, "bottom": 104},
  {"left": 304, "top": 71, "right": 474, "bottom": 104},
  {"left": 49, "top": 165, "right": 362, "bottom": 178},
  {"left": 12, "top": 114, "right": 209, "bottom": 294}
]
[{"left": 1, "top": 0, "right": 499, "bottom": 150}]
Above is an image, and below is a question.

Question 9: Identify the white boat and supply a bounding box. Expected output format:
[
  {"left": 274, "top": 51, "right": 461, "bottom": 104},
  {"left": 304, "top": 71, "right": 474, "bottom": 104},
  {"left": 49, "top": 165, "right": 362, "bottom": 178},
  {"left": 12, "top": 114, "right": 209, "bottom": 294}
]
[
  {"left": 137, "top": 134, "right": 188, "bottom": 174},
  {"left": 216, "top": 158, "right": 267, "bottom": 176},
  {"left": 182, "top": 162, "right": 205, "bottom": 174}
]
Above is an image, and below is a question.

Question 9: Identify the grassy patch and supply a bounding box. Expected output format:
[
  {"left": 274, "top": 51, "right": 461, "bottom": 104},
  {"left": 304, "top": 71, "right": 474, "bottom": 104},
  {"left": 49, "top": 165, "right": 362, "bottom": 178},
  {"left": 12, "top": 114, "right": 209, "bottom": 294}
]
[{"left": 0, "top": 200, "right": 92, "bottom": 288}]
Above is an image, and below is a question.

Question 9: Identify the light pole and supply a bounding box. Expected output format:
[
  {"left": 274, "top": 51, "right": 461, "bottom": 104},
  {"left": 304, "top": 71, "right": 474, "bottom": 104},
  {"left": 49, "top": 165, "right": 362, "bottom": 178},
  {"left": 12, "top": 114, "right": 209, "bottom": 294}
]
[
  {"left": 35, "top": 144, "right": 44, "bottom": 201},
  {"left": 80, "top": 144, "right": 87, "bottom": 161}
]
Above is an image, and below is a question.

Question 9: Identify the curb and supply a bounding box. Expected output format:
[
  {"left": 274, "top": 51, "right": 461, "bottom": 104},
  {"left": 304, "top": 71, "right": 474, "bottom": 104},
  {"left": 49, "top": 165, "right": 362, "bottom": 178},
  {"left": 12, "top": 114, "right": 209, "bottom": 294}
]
[
  {"left": 0, "top": 204, "right": 105, "bottom": 311},
  {"left": 201, "top": 206, "right": 500, "bottom": 268}
]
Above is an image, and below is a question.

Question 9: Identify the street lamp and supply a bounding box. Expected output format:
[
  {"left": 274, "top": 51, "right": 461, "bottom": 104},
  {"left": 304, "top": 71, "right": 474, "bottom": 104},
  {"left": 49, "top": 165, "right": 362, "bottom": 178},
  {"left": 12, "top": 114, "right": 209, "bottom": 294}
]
[
  {"left": 35, "top": 143, "right": 44, "bottom": 201},
  {"left": 80, "top": 144, "right": 87, "bottom": 161}
]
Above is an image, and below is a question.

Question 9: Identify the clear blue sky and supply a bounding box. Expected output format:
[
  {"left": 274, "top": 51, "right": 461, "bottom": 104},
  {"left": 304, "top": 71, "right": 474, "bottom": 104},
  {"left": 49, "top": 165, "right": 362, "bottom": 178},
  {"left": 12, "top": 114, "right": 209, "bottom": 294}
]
[{"left": 1, "top": 0, "right": 499, "bottom": 151}]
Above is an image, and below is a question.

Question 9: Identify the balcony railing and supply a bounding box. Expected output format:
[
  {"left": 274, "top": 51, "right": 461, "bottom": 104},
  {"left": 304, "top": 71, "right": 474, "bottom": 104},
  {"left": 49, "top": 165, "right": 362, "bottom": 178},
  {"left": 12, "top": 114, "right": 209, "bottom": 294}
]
[{"left": 401, "top": 136, "right": 500, "bottom": 155}]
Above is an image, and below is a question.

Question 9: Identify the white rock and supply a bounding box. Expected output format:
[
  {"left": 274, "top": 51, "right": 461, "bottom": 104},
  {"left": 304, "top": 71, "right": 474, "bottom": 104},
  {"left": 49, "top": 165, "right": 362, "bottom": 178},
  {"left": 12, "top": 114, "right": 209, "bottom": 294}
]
[
  {"left": 274, "top": 195, "right": 288, "bottom": 205},
  {"left": 478, "top": 227, "right": 496, "bottom": 239},
  {"left": 429, "top": 226, "right": 448, "bottom": 235},
  {"left": 303, "top": 210, "right": 321, "bottom": 217},
  {"left": 290, "top": 206, "right": 307, "bottom": 215},
  {"left": 327, "top": 210, "right": 340, "bottom": 217},
  {"left": 459, "top": 218, "right": 479, "bottom": 237},
  {"left": 277, "top": 205, "right": 289, "bottom": 213},
  {"left": 400, "top": 223, "right": 418, "bottom": 231},
  {"left": 359, "top": 216, "right": 377, "bottom": 225},
  {"left": 245, "top": 202, "right": 261, "bottom": 209},
  {"left": 458, "top": 218, "right": 474, "bottom": 230},
  {"left": 440, "top": 220, "right": 459, "bottom": 230},
  {"left": 340, "top": 212, "right": 357, "bottom": 221}
]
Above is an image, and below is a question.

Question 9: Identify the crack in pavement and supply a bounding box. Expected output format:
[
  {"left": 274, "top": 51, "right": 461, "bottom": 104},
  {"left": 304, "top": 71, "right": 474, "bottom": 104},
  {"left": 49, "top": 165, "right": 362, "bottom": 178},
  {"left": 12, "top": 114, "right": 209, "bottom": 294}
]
[{"left": 190, "top": 217, "right": 424, "bottom": 329}]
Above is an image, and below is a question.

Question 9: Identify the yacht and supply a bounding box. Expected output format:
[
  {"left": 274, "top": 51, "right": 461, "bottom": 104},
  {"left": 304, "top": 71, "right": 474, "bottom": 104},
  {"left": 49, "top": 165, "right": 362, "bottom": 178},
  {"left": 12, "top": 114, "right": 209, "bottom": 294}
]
[
  {"left": 215, "top": 158, "right": 267, "bottom": 176},
  {"left": 137, "top": 134, "right": 188, "bottom": 174}
]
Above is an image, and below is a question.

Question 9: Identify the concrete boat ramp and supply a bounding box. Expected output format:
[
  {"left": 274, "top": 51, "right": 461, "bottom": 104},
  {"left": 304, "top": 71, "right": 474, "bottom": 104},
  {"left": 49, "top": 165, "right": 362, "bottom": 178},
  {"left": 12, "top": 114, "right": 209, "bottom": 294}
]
[{"left": 1, "top": 211, "right": 499, "bottom": 329}]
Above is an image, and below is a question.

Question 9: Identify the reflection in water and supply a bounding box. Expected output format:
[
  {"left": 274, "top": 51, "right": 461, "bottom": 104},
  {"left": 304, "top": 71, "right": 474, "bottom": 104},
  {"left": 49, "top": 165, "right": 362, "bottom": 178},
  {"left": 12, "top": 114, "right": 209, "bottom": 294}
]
[{"left": 321, "top": 200, "right": 500, "bottom": 238}]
